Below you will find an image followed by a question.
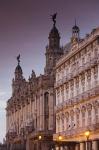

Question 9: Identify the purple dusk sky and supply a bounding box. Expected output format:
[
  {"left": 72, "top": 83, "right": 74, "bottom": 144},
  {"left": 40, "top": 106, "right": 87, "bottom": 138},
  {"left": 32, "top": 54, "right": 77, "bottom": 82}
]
[{"left": 0, "top": 0, "right": 99, "bottom": 142}]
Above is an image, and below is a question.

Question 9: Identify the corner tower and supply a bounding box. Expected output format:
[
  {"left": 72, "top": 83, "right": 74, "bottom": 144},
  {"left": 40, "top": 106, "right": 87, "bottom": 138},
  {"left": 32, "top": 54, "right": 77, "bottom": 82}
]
[{"left": 44, "top": 13, "right": 63, "bottom": 75}]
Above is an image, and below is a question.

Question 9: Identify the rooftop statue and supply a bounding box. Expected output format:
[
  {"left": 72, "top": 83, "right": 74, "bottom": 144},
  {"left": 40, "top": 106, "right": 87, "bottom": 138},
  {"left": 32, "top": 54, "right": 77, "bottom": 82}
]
[
  {"left": 17, "top": 54, "right": 20, "bottom": 65},
  {"left": 51, "top": 13, "right": 57, "bottom": 26}
]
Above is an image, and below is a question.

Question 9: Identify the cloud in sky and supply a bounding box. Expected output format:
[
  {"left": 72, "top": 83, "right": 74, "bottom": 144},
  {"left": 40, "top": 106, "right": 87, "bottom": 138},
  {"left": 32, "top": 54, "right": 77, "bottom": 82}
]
[{"left": 0, "top": 90, "right": 11, "bottom": 107}]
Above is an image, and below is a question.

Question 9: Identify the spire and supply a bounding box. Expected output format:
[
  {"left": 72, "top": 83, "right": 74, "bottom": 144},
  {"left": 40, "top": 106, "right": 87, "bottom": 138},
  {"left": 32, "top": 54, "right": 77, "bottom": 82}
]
[
  {"left": 71, "top": 19, "right": 80, "bottom": 43},
  {"left": 75, "top": 18, "right": 76, "bottom": 26}
]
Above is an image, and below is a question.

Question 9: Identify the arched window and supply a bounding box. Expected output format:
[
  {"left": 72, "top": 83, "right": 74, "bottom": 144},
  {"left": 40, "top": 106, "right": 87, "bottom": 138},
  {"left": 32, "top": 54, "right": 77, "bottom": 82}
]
[
  {"left": 44, "top": 92, "right": 49, "bottom": 130},
  {"left": 93, "top": 101, "right": 99, "bottom": 124},
  {"left": 44, "top": 92, "right": 49, "bottom": 108},
  {"left": 70, "top": 110, "right": 74, "bottom": 128},
  {"left": 65, "top": 112, "right": 69, "bottom": 130},
  {"left": 61, "top": 114, "right": 64, "bottom": 131},
  {"left": 76, "top": 108, "right": 80, "bottom": 128},
  {"left": 61, "top": 86, "right": 64, "bottom": 102},
  {"left": 56, "top": 115, "right": 60, "bottom": 133}
]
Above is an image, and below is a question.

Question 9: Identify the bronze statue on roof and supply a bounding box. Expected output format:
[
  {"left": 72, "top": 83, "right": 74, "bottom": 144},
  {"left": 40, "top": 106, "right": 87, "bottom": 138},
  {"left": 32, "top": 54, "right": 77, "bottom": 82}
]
[
  {"left": 51, "top": 13, "right": 57, "bottom": 26},
  {"left": 17, "top": 54, "right": 20, "bottom": 65}
]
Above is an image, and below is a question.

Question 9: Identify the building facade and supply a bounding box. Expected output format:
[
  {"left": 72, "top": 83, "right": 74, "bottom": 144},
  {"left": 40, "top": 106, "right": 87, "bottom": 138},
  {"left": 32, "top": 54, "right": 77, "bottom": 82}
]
[
  {"left": 54, "top": 25, "right": 99, "bottom": 150},
  {"left": 6, "top": 18, "right": 63, "bottom": 150}
]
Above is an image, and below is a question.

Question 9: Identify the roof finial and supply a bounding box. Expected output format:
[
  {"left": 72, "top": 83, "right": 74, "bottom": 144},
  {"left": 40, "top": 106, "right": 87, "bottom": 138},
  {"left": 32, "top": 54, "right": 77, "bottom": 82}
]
[
  {"left": 75, "top": 18, "right": 76, "bottom": 26},
  {"left": 17, "top": 54, "right": 20, "bottom": 65},
  {"left": 51, "top": 13, "right": 57, "bottom": 26}
]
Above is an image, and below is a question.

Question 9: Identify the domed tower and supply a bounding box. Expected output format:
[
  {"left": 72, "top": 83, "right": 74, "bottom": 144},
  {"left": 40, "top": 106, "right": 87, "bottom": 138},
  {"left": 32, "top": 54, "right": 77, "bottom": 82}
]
[
  {"left": 12, "top": 54, "right": 24, "bottom": 94},
  {"left": 44, "top": 13, "right": 63, "bottom": 75},
  {"left": 71, "top": 19, "right": 80, "bottom": 44}
]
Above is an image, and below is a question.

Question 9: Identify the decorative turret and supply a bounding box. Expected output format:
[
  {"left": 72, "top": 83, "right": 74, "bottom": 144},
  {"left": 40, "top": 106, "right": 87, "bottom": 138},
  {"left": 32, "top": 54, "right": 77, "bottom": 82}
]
[
  {"left": 44, "top": 13, "right": 63, "bottom": 75},
  {"left": 71, "top": 19, "right": 80, "bottom": 44},
  {"left": 15, "top": 54, "right": 23, "bottom": 80}
]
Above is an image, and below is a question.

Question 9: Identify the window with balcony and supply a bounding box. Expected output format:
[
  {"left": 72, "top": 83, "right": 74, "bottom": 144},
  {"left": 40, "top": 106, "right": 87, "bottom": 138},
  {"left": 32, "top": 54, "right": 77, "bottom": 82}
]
[
  {"left": 61, "top": 115, "right": 64, "bottom": 131},
  {"left": 65, "top": 112, "right": 69, "bottom": 130},
  {"left": 82, "top": 112, "right": 85, "bottom": 127},
  {"left": 65, "top": 84, "right": 69, "bottom": 100},
  {"left": 87, "top": 104, "right": 92, "bottom": 126},
  {"left": 87, "top": 70, "right": 91, "bottom": 90},
  {"left": 44, "top": 92, "right": 49, "bottom": 130},
  {"left": 75, "top": 108, "right": 80, "bottom": 128},
  {"left": 88, "top": 110, "right": 92, "bottom": 125},
  {"left": 81, "top": 73, "right": 85, "bottom": 92},
  {"left": 70, "top": 110, "right": 74, "bottom": 129},
  {"left": 70, "top": 80, "right": 74, "bottom": 98},
  {"left": 61, "top": 86, "right": 64, "bottom": 102},
  {"left": 94, "top": 107, "right": 98, "bottom": 123},
  {"left": 94, "top": 66, "right": 98, "bottom": 84},
  {"left": 75, "top": 77, "right": 79, "bottom": 96},
  {"left": 56, "top": 89, "right": 60, "bottom": 105}
]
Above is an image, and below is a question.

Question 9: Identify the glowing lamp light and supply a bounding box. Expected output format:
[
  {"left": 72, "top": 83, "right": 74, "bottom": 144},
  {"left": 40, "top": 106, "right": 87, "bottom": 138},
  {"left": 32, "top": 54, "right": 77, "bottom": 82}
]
[
  {"left": 38, "top": 135, "right": 42, "bottom": 140},
  {"left": 58, "top": 135, "right": 62, "bottom": 141},
  {"left": 84, "top": 131, "right": 90, "bottom": 139}
]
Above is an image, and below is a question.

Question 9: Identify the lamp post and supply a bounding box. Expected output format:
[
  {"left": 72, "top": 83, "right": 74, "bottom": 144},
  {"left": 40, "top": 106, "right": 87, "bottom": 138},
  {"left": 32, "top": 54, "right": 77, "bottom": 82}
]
[
  {"left": 84, "top": 131, "right": 90, "bottom": 150},
  {"left": 58, "top": 135, "right": 63, "bottom": 150}
]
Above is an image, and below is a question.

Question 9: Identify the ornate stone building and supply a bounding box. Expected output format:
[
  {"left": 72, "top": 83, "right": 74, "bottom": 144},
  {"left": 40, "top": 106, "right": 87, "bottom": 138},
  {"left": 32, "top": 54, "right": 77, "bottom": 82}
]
[
  {"left": 54, "top": 25, "right": 99, "bottom": 150},
  {"left": 6, "top": 16, "right": 63, "bottom": 150}
]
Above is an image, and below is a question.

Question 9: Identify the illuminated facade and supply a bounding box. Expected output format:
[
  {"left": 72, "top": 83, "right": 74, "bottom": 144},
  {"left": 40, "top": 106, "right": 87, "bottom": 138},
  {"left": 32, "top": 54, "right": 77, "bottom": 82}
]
[
  {"left": 6, "top": 19, "right": 63, "bottom": 150},
  {"left": 54, "top": 26, "right": 99, "bottom": 150}
]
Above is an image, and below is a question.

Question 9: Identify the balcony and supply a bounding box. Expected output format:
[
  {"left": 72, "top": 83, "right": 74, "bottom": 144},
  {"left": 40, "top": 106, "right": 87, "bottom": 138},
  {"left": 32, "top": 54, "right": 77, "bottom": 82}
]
[
  {"left": 55, "top": 86, "right": 99, "bottom": 112},
  {"left": 55, "top": 57, "right": 99, "bottom": 88}
]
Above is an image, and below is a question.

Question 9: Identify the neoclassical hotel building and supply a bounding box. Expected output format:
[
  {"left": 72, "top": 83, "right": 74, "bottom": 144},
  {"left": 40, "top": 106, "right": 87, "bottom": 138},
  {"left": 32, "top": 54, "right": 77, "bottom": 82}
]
[{"left": 54, "top": 25, "right": 99, "bottom": 150}]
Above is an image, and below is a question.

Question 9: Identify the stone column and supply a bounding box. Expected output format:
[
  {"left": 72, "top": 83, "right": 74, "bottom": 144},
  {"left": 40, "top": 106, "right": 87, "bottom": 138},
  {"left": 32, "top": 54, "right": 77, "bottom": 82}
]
[
  {"left": 92, "top": 140, "right": 98, "bottom": 150},
  {"left": 75, "top": 143, "right": 80, "bottom": 150},
  {"left": 26, "top": 138, "right": 33, "bottom": 150},
  {"left": 80, "top": 142, "right": 85, "bottom": 150},
  {"left": 56, "top": 146, "right": 59, "bottom": 150}
]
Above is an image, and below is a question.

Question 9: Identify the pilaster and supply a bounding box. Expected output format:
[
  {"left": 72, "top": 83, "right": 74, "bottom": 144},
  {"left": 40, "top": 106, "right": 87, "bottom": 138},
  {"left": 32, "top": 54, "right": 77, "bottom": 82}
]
[
  {"left": 92, "top": 140, "right": 98, "bottom": 150},
  {"left": 80, "top": 142, "right": 85, "bottom": 150}
]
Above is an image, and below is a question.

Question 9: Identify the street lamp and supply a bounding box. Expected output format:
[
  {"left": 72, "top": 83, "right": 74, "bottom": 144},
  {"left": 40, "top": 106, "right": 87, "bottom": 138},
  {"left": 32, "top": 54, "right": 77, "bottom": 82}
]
[
  {"left": 58, "top": 135, "right": 63, "bottom": 150},
  {"left": 84, "top": 131, "right": 90, "bottom": 150}
]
